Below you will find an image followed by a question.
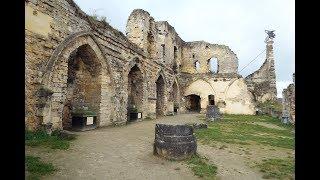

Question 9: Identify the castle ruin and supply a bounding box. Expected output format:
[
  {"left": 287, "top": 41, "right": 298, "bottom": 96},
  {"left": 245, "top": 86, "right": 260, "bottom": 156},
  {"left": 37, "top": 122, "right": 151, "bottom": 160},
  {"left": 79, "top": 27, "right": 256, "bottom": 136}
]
[{"left": 25, "top": 0, "right": 277, "bottom": 130}]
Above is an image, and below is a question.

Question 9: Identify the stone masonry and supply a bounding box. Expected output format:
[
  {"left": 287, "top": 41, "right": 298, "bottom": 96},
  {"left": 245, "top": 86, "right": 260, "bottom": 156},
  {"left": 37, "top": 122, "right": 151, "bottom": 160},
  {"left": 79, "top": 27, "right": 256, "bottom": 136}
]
[
  {"left": 245, "top": 39, "right": 277, "bottom": 103},
  {"left": 282, "top": 73, "right": 295, "bottom": 124},
  {"left": 25, "top": 0, "right": 278, "bottom": 130}
]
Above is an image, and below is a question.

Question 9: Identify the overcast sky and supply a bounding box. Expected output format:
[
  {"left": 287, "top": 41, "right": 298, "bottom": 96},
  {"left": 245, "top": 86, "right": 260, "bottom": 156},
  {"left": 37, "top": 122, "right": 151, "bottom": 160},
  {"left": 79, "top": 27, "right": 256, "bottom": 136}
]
[{"left": 74, "top": 0, "right": 295, "bottom": 98}]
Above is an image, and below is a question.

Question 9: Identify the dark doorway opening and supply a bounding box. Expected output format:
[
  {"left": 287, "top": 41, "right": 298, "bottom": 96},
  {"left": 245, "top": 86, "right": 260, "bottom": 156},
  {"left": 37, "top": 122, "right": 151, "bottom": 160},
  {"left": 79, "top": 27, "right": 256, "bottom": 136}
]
[
  {"left": 127, "top": 65, "right": 144, "bottom": 122},
  {"left": 208, "top": 95, "right": 215, "bottom": 105},
  {"left": 186, "top": 94, "right": 201, "bottom": 112},
  {"left": 156, "top": 75, "right": 165, "bottom": 117},
  {"left": 172, "top": 81, "right": 179, "bottom": 113}
]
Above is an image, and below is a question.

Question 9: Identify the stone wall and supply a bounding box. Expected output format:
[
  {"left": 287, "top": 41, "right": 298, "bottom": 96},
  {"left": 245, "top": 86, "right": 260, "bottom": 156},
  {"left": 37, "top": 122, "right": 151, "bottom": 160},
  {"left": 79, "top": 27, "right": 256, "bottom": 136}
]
[
  {"left": 178, "top": 73, "right": 255, "bottom": 115},
  {"left": 25, "top": 0, "right": 179, "bottom": 130},
  {"left": 282, "top": 74, "right": 295, "bottom": 124},
  {"left": 245, "top": 39, "right": 277, "bottom": 102},
  {"left": 26, "top": 0, "right": 276, "bottom": 130}
]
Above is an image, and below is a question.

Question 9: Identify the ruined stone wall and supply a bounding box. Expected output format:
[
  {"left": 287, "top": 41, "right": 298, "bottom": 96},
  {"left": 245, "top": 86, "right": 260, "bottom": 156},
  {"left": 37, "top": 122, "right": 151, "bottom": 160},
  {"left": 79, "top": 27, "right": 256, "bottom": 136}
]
[
  {"left": 245, "top": 40, "right": 277, "bottom": 102},
  {"left": 126, "top": 10, "right": 238, "bottom": 76},
  {"left": 125, "top": 8, "right": 245, "bottom": 115},
  {"left": 26, "top": 0, "right": 277, "bottom": 130},
  {"left": 126, "top": 10, "right": 185, "bottom": 73},
  {"left": 282, "top": 74, "right": 295, "bottom": 124},
  {"left": 178, "top": 73, "right": 255, "bottom": 114},
  {"left": 181, "top": 42, "right": 238, "bottom": 74},
  {"left": 25, "top": 0, "right": 92, "bottom": 130},
  {"left": 25, "top": 0, "right": 180, "bottom": 130}
]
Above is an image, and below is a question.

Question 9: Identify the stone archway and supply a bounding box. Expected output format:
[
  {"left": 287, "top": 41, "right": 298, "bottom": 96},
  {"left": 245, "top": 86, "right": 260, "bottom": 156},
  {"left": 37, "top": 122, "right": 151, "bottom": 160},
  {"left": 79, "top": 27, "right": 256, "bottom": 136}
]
[
  {"left": 61, "top": 44, "right": 102, "bottom": 129},
  {"left": 127, "top": 65, "right": 144, "bottom": 121},
  {"left": 40, "top": 34, "right": 114, "bottom": 130},
  {"left": 156, "top": 75, "right": 165, "bottom": 117},
  {"left": 185, "top": 94, "right": 201, "bottom": 112}
]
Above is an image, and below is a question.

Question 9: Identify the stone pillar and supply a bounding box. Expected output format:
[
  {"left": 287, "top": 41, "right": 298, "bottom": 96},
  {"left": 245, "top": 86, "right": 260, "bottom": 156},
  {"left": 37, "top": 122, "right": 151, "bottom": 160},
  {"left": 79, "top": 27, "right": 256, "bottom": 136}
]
[{"left": 266, "top": 39, "right": 277, "bottom": 100}]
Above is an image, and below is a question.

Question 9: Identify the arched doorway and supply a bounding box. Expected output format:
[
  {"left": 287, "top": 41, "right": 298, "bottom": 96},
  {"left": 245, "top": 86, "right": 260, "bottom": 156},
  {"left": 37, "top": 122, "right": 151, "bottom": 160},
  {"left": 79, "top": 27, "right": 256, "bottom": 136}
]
[
  {"left": 62, "top": 44, "right": 102, "bottom": 129},
  {"left": 172, "top": 81, "right": 179, "bottom": 113},
  {"left": 127, "top": 65, "right": 144, "bottom": 121},
  {"left": 156, "top": 75, "right": 165, "bottom": 116},
  {"left": 186, "top": 94, "right": 201, "bottom": 112}
]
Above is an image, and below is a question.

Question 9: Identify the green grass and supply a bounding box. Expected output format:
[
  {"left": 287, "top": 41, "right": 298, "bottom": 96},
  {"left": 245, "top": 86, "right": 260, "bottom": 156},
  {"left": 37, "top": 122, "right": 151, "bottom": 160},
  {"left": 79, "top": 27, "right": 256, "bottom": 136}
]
[
  {"left": 25, "top": 130, "right": 76, "bottom": 150},
  {"left": 256, "top": 158, "right": 294, "bottom": 179},
  {"left": 186, "top": 154, "right": 217, "bottom": 180},
  {"left": 195, "top": 114, "right": 295, "bottom": 149},
  {"left": 257, "top": 100, "right": 283, "bottom": 112},
  {"left": 25, "top": 155, "right": 56, "bottom": 180}
]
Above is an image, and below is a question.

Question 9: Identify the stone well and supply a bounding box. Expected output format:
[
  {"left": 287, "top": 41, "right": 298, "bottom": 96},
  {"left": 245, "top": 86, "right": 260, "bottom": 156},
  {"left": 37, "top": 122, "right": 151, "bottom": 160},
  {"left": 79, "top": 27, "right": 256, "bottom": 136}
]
[{"left": 153, "top": 124, "right": 197, "bottom": 160}]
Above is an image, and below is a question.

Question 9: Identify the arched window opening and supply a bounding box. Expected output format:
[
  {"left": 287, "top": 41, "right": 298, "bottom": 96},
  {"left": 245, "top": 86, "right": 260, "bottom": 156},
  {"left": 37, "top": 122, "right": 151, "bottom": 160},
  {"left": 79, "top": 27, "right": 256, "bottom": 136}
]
[
  {"left": 195, "top": 61, "right": 200, "bottom": 72},
  {"left": 208, "top": 57, "right": 218, "bottom": 73}
]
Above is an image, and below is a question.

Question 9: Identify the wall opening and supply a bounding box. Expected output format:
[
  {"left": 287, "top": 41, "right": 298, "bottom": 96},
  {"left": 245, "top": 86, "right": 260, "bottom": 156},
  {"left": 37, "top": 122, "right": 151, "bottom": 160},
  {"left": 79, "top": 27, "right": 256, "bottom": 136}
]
[
  {"left": 195, "top": 61, "right": 200, "bottom": 72},
  {"left": 127, "top": 64, "right": 144, "bottom": 122},
  {"left": 208, "top": 57, "right": 218, "bottom": 73},
  {"left": 174, "top": 46, "right": 177, "bottom": 60},
  {"left": 161, "top": 44, "right": 165, "bottom": 62},
  {"left": 62, "top": 44, "right": 102, "bottom": 130},
  {"left": 185, "top": 94, "right": 201, "bottom": 112},
  {"left": 156, "top": 75, "right": 165, "bottom": 117},
  {"left": 147, "top": 32, "right": 155, "bottom": 56},
  {"left": 172, "top": 46, "right": 178, "bottom": 73},
  {"left": 171, "top": 81, "right": 179, "bottom": 113},
  {"left": 208, "top": 95, "right": 215, "bottom": 105}
]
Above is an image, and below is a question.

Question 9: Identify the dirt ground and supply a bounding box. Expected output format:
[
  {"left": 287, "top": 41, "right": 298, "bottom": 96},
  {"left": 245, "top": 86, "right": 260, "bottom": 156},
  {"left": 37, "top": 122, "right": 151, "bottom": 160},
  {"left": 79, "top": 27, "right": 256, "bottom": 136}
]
[{"left": 26, "top": 113, "right": 293, "bottom": 180}]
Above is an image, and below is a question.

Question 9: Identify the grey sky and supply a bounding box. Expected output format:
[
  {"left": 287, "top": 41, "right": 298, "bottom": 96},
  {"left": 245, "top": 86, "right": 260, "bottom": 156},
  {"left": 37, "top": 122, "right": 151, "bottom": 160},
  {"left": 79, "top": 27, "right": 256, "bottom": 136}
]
[{"left": 74, "top": 0, "right": 295, "bottom": 98}]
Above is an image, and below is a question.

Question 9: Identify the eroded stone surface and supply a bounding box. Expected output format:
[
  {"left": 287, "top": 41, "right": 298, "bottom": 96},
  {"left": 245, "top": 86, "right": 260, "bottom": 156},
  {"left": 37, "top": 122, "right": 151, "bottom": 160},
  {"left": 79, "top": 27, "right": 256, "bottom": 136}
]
[
  {"left": 154, "top": 124, "right": 197, "bottom": 160},
  {"left": 25, "top": 0, "right": 277, "bottom": 130}
]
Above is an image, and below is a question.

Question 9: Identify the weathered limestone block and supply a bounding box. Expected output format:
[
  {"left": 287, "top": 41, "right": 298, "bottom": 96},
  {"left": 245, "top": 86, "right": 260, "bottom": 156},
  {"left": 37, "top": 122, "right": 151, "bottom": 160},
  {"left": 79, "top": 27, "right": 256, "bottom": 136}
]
[{"left": 154, "top": 124, "right": 197, "bottom": 160}]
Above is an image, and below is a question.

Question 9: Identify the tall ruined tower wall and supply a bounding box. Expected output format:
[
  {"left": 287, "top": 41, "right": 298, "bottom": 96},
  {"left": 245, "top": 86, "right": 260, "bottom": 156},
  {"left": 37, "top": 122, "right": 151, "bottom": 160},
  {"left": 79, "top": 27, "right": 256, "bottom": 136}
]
[{"left": 245, "top": 39, "right": 277, "bottom": 102}]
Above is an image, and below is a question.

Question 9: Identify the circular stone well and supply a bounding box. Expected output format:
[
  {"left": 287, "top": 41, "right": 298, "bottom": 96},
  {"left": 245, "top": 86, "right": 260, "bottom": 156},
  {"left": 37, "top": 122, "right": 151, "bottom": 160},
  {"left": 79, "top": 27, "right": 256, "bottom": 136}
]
[{"left": 153, "top": 124, "right": 197, "bottom": 160}]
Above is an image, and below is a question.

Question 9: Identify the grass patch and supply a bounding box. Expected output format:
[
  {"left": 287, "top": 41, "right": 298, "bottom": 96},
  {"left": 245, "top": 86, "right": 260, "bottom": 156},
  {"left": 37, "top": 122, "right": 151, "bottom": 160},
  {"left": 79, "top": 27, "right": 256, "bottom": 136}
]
[
  {"left": 25, "top": 155, "right": 56, "bottom": 179},
  {"left": 186, "top": 154, "right": 217, "bottom": 179},
  {"left": 25, "top": 130, "right": 76, "bottom": 150},
  {"left": 256, "top": 158, "right": 294, "bottom": 179},
  {"left": 257, "top": 100, "right": 283, "bottom": 112},
  {"left": 195, "top": 114, "right": 295, "bottom": 149}
]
